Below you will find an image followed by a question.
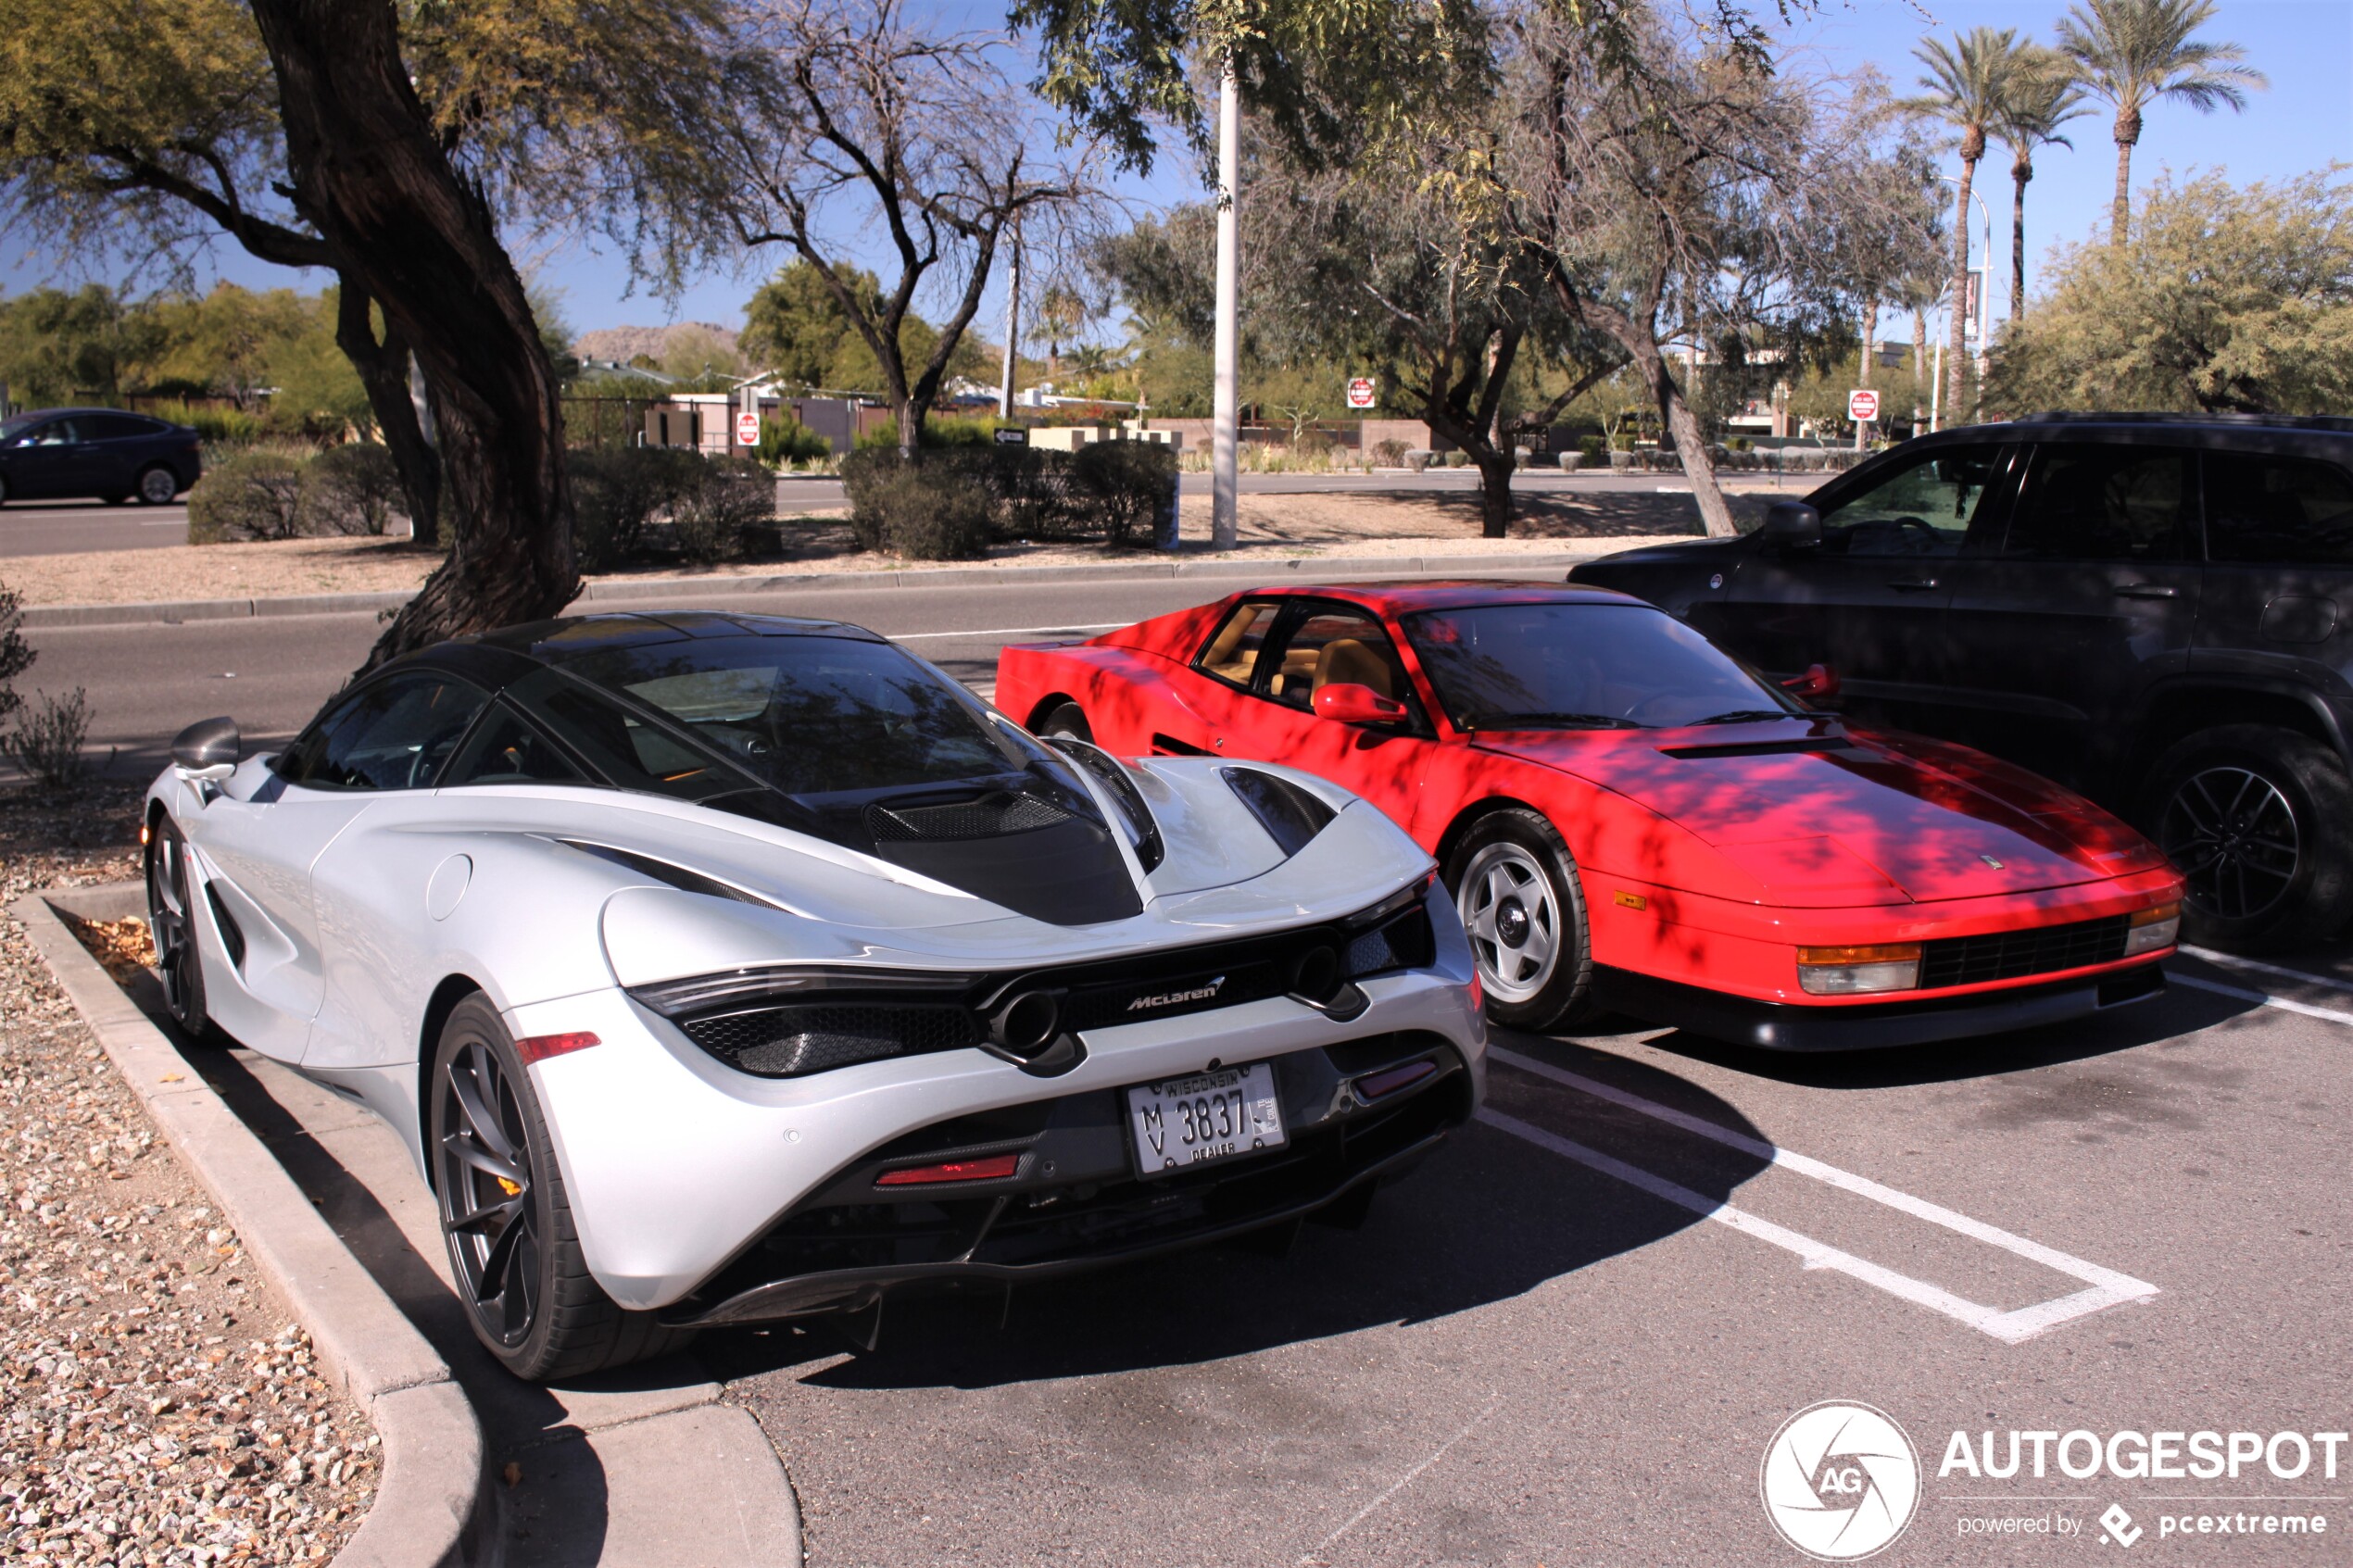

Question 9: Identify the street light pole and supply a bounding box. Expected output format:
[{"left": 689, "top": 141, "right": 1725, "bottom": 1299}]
[
  {"left": 999, "top": 227, "right": 1020, "bottom": 421},
  {"left": 1211, "top": 56, "right": 1240, "bottom": 551}
]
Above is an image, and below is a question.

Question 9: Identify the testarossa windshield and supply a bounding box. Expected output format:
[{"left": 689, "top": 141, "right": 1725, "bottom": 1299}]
[
  {"left": 1402, "top": 603, "right": 1803, "bottom": 732},
  {"left": 542, "top": 633, "right": 1143, "bottom": 923}
]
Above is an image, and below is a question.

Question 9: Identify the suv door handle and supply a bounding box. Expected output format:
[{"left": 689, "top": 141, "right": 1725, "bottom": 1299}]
[
  {"left": 1885, "top": 578, "right": 1940, "bottom": 592},
  {"left": 2114, "top": 583, "right": 2180, "bottom": 599}
]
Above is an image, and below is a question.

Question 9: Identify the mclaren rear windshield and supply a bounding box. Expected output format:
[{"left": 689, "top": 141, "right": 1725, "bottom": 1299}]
[{"left": 549, "top": 633, "right": 1048, "bottom": 802}]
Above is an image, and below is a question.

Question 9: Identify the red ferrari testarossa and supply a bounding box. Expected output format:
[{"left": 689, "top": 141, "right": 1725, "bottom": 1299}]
[{"left": 995, "top": 582, "right": 2183, "bottom": 1048}]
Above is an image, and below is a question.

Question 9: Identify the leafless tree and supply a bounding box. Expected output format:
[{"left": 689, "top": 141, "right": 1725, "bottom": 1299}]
[{"left": 716, "top": 0, "right": 1104, "bottom": 455}]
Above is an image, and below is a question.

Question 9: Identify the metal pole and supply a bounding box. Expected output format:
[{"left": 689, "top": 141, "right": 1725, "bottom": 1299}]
[
  {"left": 1211, "top": 56, "right": 1240, "bottom": 551},
  {"left": 1930, "top": 341, "right": 1944, "bottom": 433},
  {"left": 999, "top": 229, "right": 1021, "bottom": 420}
]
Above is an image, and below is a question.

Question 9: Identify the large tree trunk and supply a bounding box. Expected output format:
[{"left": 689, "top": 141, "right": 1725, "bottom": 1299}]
[
  {"left": 333, "top": 276, "right": 441, "bottom": 549},
  {"left": 249, "top": 0, "right": 574, "bottom": 674},
  {"left": 1567, "top": 291, "right": 1736, "bottom": 538},
  {"left": 1946, "top": 157, "right": 1977, "bottom": 427},
  {"left": 1858, "top": 300, "right": 1875, "bottom": 388}
]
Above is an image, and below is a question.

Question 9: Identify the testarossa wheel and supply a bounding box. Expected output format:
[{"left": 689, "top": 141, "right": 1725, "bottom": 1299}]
[{"left": 1446, "top": 808, "right": 1594, "bottom": 1033}]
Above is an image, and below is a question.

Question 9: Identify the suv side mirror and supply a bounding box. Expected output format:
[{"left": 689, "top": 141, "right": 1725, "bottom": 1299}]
[
  {"left": 1758, "top": 500, "right": 1821, "bottom": 550},
  {"left": 170, "top": 716, "right": 241, "bottom": 782},
  {"left": 1314, "top": 683, "right": 1409, "bottom": 726},
  {"left": 1780, "top": 663, "right": 1840, "bottom": 701}
]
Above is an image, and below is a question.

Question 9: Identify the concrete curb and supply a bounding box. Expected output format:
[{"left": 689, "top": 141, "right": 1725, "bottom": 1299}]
[
  {"left": 11, "top": 888, "right": 491, "bottom": 1568},
  {"left": 19, "top": 545, "right": 1635, "bottom": 629}
]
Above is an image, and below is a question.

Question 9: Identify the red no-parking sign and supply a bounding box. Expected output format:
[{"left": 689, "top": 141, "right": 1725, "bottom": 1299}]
[
  {"left": 1346, "top": 376, "right": 1377, "bottom": 409},
  {"left": 736, "top": 410, "right": 761, "bottom": 445},
  {"left": 1847, "top": 389, "right": 1881, "bottom": 423}
]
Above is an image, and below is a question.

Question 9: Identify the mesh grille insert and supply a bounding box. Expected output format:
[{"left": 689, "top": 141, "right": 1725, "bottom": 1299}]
[
  {"left": 682, "top": 1003, "right": 982, "bottom": 1078},
  {"left": 867, "top": 792, "right": 1072, "bottom": 841},
  {"left": 1919, "top": 915, "right": 2130, "bottom": 990}
]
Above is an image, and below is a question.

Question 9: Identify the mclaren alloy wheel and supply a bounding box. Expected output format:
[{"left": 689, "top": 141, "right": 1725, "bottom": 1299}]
[{"left": 144, "top": 818, "right": 210, "bottom": 1039}]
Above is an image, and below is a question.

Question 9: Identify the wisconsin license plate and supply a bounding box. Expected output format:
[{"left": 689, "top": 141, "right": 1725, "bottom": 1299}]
[{"left": 1125, "top": 1061, "right": 1288, "bottom": 1178}]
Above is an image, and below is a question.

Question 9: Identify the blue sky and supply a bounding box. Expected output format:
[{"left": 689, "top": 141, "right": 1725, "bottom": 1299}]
[{"left": 3, "top": 0, "right": 2347, "bottom": 347}]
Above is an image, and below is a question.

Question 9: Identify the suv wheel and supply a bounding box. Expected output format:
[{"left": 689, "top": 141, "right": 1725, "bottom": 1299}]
[
  {"left": 137, "top": 465, "right": 181, "bottom": 505},
  {"left": 2147, "top": 724, "right": 2353, "bottom": 952}
]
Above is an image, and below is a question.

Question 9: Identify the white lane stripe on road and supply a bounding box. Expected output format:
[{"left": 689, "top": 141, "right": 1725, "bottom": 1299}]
[
  {"left": 891, "top": 622, "right": 1126, "bottom": 642},
  {"left": 1484, "top": 1047, "right": 2158, "bottom": 1343},
  {"left": 2168, "top": 971, "right": 2353, "bottom": 1027},
  {"left": 2179, "top": 943, "right": 2353, "bottom": 998}
]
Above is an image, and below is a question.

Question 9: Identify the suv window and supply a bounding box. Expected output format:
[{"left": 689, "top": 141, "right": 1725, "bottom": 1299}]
[
  {"left": 2204, "top": 452, "right": 2353, "bottom": 566},
  {"left": 2005, "top": 445, "right": 2192, "bottom": 562},
  {"left": 1815, "top": 445, "right": 2001, "bottom": 557},
  {"left": 1257, "top": 605, "right": 1415, "bottom": 714},
  {"left": 276, "top": 674, "right": 489, "bottom": 791},
  {"left": 1194, "top": 601, "right": 1282, "bottom": 689},
  {"left": 15, "top": 419, "right": 83, "bottom": 447},
  {"left": 87, "top": 414, "right": 158, "bottom": 440}
]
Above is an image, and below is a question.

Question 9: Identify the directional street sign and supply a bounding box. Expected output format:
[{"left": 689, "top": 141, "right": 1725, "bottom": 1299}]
[
  {"left": 1847, "top": 389, "right": 1881, "bottom": 423},
  {"left": 1346, "top": 376, "right": 1377, "bottom": 410}
]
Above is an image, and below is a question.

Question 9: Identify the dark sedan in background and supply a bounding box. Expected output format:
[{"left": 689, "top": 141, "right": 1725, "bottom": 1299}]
[
  {"left": 1573, "top": 412, "right": 2353, "bottom": 953},
  {"left": 0, "top": 408, "right": 202, "bottom": 507}
]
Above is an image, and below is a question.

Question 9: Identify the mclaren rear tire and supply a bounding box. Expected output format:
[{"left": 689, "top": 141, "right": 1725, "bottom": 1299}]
[{"left": 431, "top": 996, "right": 695, "bottom": 1382}]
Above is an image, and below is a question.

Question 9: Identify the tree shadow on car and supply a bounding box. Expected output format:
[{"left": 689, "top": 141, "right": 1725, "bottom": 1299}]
[
  {"left": 1572, "top": 969, "right": 2268, "bottom": 1091},
  {"left": 696, "top": 1039, "right": 1770, "bottom": 1391}
]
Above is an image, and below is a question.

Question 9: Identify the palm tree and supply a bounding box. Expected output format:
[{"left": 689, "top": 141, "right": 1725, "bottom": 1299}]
[
  {"left": 1994, "top": 46, "right": 2091, "bottom": 318},
  {"left": 1907, "top": 27, "right": 2022, "bottom": 420},
  {"left": 2057, "top": 0, "right": 2266, "bottom": 246}
]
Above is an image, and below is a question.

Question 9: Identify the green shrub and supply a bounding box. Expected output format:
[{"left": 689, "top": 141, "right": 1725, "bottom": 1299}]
[
  {"left": 1578, "top": 434, "right": 1608, "bottom": 464},
  {"left": 1444, "top": 450, "right": 1469, "bottom": 468},
  {"left": 1068, "top": 440, "right": 1177, "bottom": 549},
  {"left": 671, "top": 457, "right": 774, "bottom": 565},
  {"left": 0, "top": 580, "right": 30, "bottom": 732},
  {"left": 299, "top": 443, "right": 407, "bottom": 536},
  {"left": 854, "top": 413, "right": 1000, "bottom": 452},
  {"left": 841, "top": 450, "right": 992, "bottom": 559},
  {"left": 754, "top": 414, "right": 832, "bottom": 467},
  {"left": 149, "top": 400, "right": 264, "bottom": 447},
  {"left": 1370, "top": 438, "right": 1409, "bottom": 467},
  {"left": 568, "top": 446, "right": 701, "bottom": 571},
  {"left": 186, "top": 450, "right": 307, "bottom": 543},
  {"left": 1, "top": 686, "right": 96, "bottom": 790}
]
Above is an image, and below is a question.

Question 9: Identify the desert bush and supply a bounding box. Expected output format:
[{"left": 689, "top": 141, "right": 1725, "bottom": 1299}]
[
  {"left": 842, "top": 451, "right": 993, "bottom": 558},
  {"left": 186, "top": 449, "right": 307, "bottom": 543},
  {"left": 0, "top": 582, "right": 30, "bottom": 732},
  {"left": 568, "top": 445, "right": 702, "bottom": 571},
  {"left": 299, "top": 443, "right": 407, "bottom": 535},
  {"left": 147, "top": 400, "right": 264, "bottom": 447},
  {"left": 2, "top": 687, "right": 100, "bottom": 789},
  {"left": 1578, "top": 434, "right": 1607, "bottom": 464},
  {"left": 755, "top": 414, "right": 832, "bottom": 467},
  {"left": 854, "top": 413, "right": 1000, "bottom": 452},
  {"left": 671, "top": 457, "right": 775, "bottom": 565},
  {"left": 1067, "top": 440, "right": 1177, "bottom": 549},
  {"left": 1369, "top": 438, "right": 1409, "bottom": 468},
  {"left": 1443, "top": 451, "right": 1469, "bottom": 469}
]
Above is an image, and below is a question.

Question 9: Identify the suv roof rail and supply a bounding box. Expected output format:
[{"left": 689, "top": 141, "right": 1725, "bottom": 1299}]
[{"left": 2016, "top": 410, "right": 2353, "bottom": 434}]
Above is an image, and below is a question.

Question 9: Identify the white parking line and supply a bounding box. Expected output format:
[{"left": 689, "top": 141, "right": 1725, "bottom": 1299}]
[
  {"left": 2167, "top": 972, "right": 2353, "bottom": 1027},
  {"left": 891, "top": 622, "right": 1125, "bottom": 642},
  {"left": 1483, "top": 1046, "right": 2158, "bottom": 1344},
  {"left": 2180, "top": 944, "right": 2353, "bottom": 998}
]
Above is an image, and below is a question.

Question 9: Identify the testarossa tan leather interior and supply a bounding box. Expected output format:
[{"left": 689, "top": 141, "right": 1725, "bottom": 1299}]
[
  {"left": 1200, "top": 608, "right": 1264, "bottom": 684},
  {"left": 1314, "top": 637, "right": 1394, "bottom": 697}
]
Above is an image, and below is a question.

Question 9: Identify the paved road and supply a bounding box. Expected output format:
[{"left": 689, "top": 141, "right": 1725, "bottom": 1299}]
[
  {"left": 0, "top": 468, "right": 1808, "bottom": 558},
  {"left": 40, "top": 567, "right": 2348, "bottom": 1564},
  {"left": 0, "top": 496, "right": 192, "bottom": 556}
]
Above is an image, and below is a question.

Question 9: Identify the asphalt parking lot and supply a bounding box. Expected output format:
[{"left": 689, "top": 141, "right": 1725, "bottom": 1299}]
[{"left": 27, "top": 571, "right": 2352, "bottom": 1564}]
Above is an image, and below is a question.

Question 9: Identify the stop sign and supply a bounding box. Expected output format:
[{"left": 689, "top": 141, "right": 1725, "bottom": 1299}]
[
  {"left": 736, "top": 409, "right": 761, "bottom": 445},
  {"left": 1847, "top": 388, "right": 1881, "bottom": 423},
  {"left": 1346, "top": 376, "right": 1377, "bottom": 409}
]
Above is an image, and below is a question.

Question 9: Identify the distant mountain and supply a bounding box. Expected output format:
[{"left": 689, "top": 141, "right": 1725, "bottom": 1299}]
[{"left": 573, "top": 322, "right": 740, "bottom": 367}]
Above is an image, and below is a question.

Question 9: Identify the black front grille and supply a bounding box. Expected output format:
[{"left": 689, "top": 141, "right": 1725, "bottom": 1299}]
[
  {"left": 1919, "top": 915, "right": 2130, "bottom": 990},
  {"left": 682, "top": 1003, "right": 981, "bottom": 1077}
]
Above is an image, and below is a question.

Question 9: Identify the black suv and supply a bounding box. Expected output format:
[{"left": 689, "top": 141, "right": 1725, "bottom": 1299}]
[
  {"left": 0, "top": 408, "right": 202, "bottom": 507},
  {"left": 1571, "top": 413, "right": 2353, "bottom": 952}
]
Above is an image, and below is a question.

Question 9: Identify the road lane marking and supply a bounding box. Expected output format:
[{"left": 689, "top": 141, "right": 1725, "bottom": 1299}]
[
  {"left": 890, "top": 622, "right": 1126, "bottom": 642},
  {"left": 2179, "top": 944, "right": 2353, "bottom": 999},
  {"left": 1297, "top": 1396, "right": 1501, "bottom": 1566},
  {"left": 2167, "top": 971, "right": 2353, "bottom": 1027},
  {"left": 1484, "top": 1046, "right": 2158, "bottom": 1343}
]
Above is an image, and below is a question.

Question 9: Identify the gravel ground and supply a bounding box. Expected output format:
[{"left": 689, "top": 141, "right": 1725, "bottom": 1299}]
[{"left": 0, "top": 781, "right": 376, "bottom": 1566}]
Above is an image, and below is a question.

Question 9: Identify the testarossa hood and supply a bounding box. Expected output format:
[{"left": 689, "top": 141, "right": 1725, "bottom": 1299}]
[{"left": 1476, "top": 719, "right": 2168, "bottom": 906}]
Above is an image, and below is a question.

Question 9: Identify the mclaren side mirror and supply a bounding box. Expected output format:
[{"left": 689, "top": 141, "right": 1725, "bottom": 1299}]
[
  {"left": 1780, "top": 663, "right": 1840, "bottom": 701},
  {"left": 170, "top": 715, "right": 241, "bottom": 782},
  {"left": 1314, "top": 683, "right": 1409, "bottom": 726},
  {"left": 1758, "top": 500, "right": 1821, "bottom": 550}
]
